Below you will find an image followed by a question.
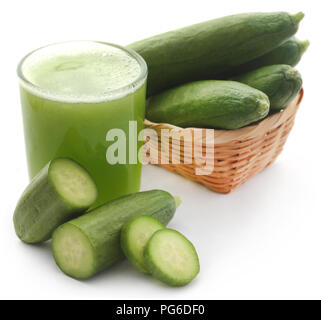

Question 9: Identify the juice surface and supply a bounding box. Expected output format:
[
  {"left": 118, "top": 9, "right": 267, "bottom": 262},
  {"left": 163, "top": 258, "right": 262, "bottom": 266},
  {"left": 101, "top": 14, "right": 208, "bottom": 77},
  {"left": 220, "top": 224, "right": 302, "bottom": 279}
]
[
  {"left": 19, "top": 41, "right": 147, "bottom": 207},
  {"left": 22, "top": 43, "right": 142, "bottom": 99}
]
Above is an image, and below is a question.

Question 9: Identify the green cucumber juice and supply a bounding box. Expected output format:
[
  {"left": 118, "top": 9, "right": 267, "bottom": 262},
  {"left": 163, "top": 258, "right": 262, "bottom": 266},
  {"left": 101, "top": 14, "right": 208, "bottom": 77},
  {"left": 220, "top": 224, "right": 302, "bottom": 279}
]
[{"left": 18, "top": 41, "right": 147, "bottom": 207}]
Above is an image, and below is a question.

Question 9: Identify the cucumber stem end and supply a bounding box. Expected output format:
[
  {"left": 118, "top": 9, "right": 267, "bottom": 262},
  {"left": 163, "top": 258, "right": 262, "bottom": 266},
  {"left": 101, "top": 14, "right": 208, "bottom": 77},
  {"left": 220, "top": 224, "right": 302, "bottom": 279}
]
[
  {"left": 291, "top": 12, "right": 305, "bottom": 25},
  {"left": 174, "top": 196, "right": 182, "bottom": 208},
  {"left": 299, "top": 40, "right": 310, "bottom": 54}
]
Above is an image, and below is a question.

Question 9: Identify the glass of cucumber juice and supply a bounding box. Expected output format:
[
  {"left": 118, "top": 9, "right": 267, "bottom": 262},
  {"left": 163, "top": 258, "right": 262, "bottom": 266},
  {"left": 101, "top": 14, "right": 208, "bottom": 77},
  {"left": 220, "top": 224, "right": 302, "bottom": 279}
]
[{"left": 17, "top": 41, "right": 147, "bottom": 207}]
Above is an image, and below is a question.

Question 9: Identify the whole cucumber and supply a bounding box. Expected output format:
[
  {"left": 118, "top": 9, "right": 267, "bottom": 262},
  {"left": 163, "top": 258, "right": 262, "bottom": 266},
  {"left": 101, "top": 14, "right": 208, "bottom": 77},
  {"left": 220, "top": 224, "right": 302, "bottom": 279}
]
[
  {"left": 128, "top": 12, "right": 304, "bottom": 96},
  {"left": 146, "top": 80, "right": 270, "bottom": 130},
  {"left": 52, "top": 190, "right": 180, "bottom": 279},
  {"left": 233, "top": 65, "right": 303, "bottom": 111},
  {"left": 221, "top": 37, "right": 309, "bottom": 78},
  {"left": 13, "top": 158, "right": 98, "bottom": 244}
]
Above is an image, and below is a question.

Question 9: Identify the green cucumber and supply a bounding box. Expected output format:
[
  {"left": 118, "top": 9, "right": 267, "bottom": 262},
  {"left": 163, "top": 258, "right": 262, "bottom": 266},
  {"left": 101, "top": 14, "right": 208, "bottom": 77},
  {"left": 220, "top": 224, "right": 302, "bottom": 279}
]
[
  {"left": 128, "top": 12, "right": 304, "bottom": 96},
  {"left": 13, "top": 158, "right": 98, "bottom": 244},
  {"left": 52, "top": 190, "right": 180, "bottom": 279},
  {"left": 144, "top": 229, "right": 200, "bottom": 286},
  {"left": 221, "top": 37, "right": 309, "bottom": 78},
  {"left": 233, "top": 64, "right": 303, "bottom": 111},
  {"left": 121, "top": 216, "right": 165, "bottom": 274},
  {"left": 146, "top": 80, "right": 270, "bottom": 130}
]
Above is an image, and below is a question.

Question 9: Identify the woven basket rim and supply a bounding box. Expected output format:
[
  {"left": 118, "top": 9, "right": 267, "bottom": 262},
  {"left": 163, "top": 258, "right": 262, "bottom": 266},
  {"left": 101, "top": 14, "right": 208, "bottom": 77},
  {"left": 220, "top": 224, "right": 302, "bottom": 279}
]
[{"left": 144, "top": 89, "right": 304, "bottom": 144}]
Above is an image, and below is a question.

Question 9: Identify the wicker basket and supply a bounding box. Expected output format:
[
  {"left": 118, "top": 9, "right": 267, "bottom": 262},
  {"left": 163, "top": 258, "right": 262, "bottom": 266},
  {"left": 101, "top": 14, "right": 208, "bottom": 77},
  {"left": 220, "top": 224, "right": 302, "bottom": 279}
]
[{"left": 143, "top": 89, "right": 303, "bottom": 193}]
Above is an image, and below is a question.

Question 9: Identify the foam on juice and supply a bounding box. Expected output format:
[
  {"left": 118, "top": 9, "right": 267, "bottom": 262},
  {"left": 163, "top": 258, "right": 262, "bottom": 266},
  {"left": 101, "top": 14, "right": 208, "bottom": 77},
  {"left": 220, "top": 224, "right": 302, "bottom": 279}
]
[{"left": 20, "top": 41, "right": 146, "bottom": 103}]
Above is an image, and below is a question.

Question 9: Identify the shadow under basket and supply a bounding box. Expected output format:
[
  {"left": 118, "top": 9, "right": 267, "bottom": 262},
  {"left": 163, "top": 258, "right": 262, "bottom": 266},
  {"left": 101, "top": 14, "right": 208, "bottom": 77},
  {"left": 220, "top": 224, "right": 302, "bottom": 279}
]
[{"left": 143, "top": 89, "right": 304, "bottom": 194}]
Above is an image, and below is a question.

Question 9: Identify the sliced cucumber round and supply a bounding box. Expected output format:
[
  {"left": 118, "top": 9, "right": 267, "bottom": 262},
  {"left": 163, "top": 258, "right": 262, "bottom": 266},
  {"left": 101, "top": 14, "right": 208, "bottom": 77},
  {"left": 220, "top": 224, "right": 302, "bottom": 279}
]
[
  {"left": 121, "top": 216, "right": 165, "bottom": 274},
  {"left": 13, "top": 158, "right": 98, "bottom": 244},
  {"left": 144, "top": 229, "right": 200, "bottom": 286}
]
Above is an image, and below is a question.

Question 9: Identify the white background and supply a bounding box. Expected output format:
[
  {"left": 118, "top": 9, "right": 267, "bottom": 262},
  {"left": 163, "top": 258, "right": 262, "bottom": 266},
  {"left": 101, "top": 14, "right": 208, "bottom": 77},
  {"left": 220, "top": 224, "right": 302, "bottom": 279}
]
[{"left": 1, "top": 0, "right": 320, "bottom": 300}]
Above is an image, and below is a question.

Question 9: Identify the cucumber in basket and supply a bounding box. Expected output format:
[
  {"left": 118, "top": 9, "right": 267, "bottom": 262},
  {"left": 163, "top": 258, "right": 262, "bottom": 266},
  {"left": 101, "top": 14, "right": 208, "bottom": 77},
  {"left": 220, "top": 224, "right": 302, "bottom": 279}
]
[
  {"left": 233, "top": 65, "right": 303, "bottom": 111},
  {"left": 221, "top": 37, "right": 309, "bottom": 78},
  {"left": 13, "top": 158, "right": 98, "bottom": 244},
  {"left": 144, "top": 229, "right": 200, "bottom": 286},
  {"left": 146, "top": 80, "right": 270, "bottom": 130},
  {"left": 128, "top": 12, "right": 304, "bottom": 96},
  {"left": 121, "top": 216, "right": 166, "bottom": 274},
  {"left": 52, "top": 190, "right": 180, "bottom": 279}
]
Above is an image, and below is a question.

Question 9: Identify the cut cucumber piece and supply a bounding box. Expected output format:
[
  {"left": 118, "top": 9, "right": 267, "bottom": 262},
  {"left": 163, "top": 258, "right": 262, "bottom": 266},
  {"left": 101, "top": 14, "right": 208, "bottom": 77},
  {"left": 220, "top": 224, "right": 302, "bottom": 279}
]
[
  {"left": 121, "top": 216, "right": 165, "bottom": 274},
  {"left": 52, "top": 190, "right": 179, "bottom": 279},
  {"left": 52, "top": 223, "right": 95, "bottom": 279},
  {"left": 13, "top": 158, "right": 98, "bottom": 244},
  {"left": 144, "top": 229, "right": 200, "bottom": 286},
  {"left": 49, "top": 158, "right": 98, "bottom": 209}
]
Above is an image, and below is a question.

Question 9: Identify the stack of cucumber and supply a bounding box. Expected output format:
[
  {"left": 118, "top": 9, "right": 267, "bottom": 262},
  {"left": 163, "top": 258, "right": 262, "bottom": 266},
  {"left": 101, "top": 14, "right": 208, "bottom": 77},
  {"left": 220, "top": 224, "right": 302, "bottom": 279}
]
[
  {"left": 13, "top": 158, "right": 199, "bottom": 286},
  {"left": 128, "top": 12, "right": 309, "bottom": 129}
]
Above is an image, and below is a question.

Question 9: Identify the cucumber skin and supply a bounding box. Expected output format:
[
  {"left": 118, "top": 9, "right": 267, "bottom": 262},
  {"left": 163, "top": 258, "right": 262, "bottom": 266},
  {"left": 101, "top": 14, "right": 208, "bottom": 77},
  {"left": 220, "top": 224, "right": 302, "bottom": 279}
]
[
  {"left": 146, "top": 80, "right": 270, "bottom": 130},
  {"left": 233, "top": 65, "right": 303, "bottom": 111},
  {"left": 13, "top": 161, "right": 89, "bottom": 244},
  {"left": 221, "top": 38, "right": 309, "bottom": 78},
  {"left": 128, "top": 12, "right": 302, "bottom": 96},
  {"left": 53, "top": 190, "right": 177, "bottom": 279},
  {"left": 121, "top": 216, "right": 165, "bottom": 274},
  {"left": 144, "top": 229, "right": 200, "bottom": 287}
]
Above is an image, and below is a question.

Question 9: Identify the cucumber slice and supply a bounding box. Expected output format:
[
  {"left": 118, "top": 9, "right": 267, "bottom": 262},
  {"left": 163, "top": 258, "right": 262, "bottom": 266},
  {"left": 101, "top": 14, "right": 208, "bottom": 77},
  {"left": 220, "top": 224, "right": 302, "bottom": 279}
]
[
  {"left": 121, "top": 216, "right": 165, "bottom": 274},
  {"left": 144, "top": 229, "right": 200, "bottom": 286},
  {"left": 13, "top": 158, "right": 97, "bottom": 244}
]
